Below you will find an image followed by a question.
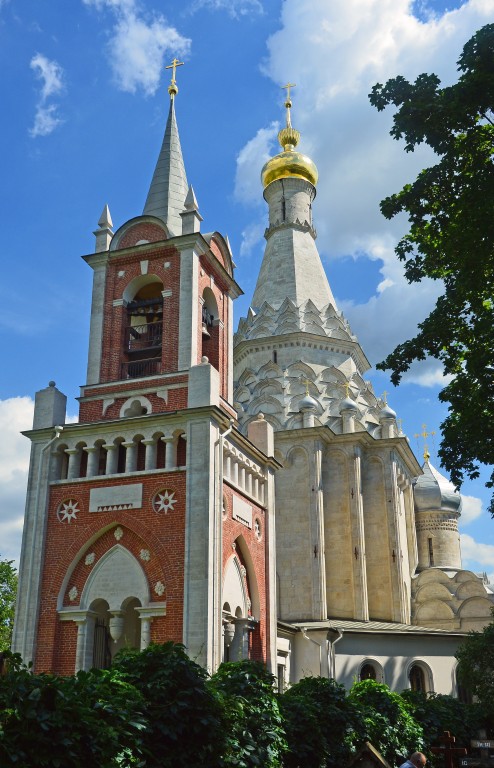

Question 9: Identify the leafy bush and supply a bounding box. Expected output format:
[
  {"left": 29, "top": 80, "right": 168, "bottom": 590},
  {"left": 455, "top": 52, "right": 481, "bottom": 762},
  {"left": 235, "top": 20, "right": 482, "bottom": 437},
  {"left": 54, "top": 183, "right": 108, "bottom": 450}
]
[
  {"left": 280, "top": 676, "right": 365, "bottom": 768},
  {"left": 0, "top": 652, "right": 146, "bottom": 767},
  {"left": 113, "top": 642, "right": 225, "bottom": 768},
  {"left": 349, "top": 679, "right": 424, "bottom": 764},
  {"left": 209, "top": 660, "right": 287, "bottom": 768}
]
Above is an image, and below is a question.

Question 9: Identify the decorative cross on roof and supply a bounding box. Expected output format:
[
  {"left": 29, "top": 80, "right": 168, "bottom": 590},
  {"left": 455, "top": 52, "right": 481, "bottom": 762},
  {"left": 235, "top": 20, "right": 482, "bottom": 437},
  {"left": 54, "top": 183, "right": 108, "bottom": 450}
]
[{"left": 414, "top": 423, "right": 436, "bottom": 460}]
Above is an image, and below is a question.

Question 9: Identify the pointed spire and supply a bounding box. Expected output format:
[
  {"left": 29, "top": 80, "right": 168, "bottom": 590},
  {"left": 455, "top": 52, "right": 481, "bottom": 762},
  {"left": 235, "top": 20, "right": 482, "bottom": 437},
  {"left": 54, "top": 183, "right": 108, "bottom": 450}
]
[
  {"left": 180, "top": 184, "right": 203, "bottom": 235},
  {"left": 98, "top": 204, "right": 113, "bottom": 229},
  {"left": 93, "top": 203, "right": 114, "bottom": 252},
  {"left": 143, "top": 61, "right": 188, "bottom": 236}
]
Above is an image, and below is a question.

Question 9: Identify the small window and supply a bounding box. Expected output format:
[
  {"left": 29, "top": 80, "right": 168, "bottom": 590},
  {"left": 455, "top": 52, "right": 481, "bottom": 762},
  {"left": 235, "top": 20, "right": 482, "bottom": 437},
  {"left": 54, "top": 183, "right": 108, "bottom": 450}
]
[
  {"left": 428, "top": 537, "right": 434, "bottom": 567},
  {"left": 409, "top": 664, "right": 426, "bottom": 692},
  {"left": 360, "top": 663, "right": 377, "bottom": 681}
]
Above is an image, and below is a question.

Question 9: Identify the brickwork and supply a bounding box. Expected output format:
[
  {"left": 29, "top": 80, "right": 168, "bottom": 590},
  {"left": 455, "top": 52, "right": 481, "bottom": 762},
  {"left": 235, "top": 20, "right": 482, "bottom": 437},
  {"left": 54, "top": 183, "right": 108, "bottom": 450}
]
[
  {"left": 222, "top": 485, "right": 267, "bottom": 662},
  {"left": 35, "top": 470, "right": 186, "bottom": 673},
  {"left": 79, "top": 382, "right": 189, "bottom": 423},
  {"left": 117, "top": 222, "right": 168, "bottom": 249}
]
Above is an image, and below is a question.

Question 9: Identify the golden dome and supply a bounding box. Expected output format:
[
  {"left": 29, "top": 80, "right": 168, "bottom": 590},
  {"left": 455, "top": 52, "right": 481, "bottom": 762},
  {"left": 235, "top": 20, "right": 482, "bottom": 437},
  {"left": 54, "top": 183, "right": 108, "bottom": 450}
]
[{"left": 261, "top": 86, "right": 318, "bottom": 189}]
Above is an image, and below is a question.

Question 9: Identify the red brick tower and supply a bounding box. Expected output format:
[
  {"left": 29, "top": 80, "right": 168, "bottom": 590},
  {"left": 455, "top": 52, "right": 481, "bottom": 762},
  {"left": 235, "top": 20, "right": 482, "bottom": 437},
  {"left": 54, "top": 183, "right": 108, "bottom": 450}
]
[{"left": 13, "top": 68, "right": 278, "bottom": 675}]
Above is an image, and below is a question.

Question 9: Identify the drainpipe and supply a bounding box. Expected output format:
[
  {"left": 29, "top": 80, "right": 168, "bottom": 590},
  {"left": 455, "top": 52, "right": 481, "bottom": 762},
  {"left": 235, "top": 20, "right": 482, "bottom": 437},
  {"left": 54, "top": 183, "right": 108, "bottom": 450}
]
[
  {"left": 21, "top": 425, "right": 63, "bottom": 663},
  {"left": 300, "top": 626, "right": 323, "bottom": 676},
  {"left": 326, "top": 625, "right": 343, "bottom": 679}
]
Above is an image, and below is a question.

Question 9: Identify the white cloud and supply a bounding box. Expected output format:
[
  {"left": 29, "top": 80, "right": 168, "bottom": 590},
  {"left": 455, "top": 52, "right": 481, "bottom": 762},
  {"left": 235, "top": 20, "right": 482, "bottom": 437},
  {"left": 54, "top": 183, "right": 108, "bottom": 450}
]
[
  {"left": 0, "top": 398, "right": 34, "bottom": 565},
  {"left": 236, "top": 0, "right": 493, "bottom": 368},
  {"left": 234, "top": 121, "right": 278, "bottom": 205},
  {"left": 188, "top": 0, "right": 263, "bottom": 18},
  {"left": 82, "top": 0, "right": 191, "bottom": 96},
  {"left": 239, "top": 220, "right": 265, "bottom": 258},
  {"left": 29, "top": 54, "right": 64, "bottom": 138},
  {"left": 461, "top": 533, "right": 494, "bottom": 578},
  {"left": 459, "top": 495, "right": 483, "bottom": 526}
]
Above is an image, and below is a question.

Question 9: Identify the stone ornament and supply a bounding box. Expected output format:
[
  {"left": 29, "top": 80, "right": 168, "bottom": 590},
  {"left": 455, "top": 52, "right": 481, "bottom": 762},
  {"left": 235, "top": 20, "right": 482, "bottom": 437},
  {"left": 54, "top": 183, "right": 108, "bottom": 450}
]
[
  {"left": 140, "top": 549, "right": 151, "bottom": 562},
  {"left": 114, "top": 526, "right": 124, "bottom": 541},
  {"left": 240, "top": 565, "right": 247, "bottom": 577},
  {"left": 68, "top": 586, "right": 78, "bottom": 602},
  {"left": 57, "top": 499, "right": 79, "bottom": 524},
  {"left": 153, "top": 489, "right": 177, "bottom": 514},
  {"left": 254, "top": 519, "right": 262, "bottom": 540},
  {"left": 85, "top": 552, "right": 96, "bottom": 566},
  {"left": 154, "top": 581, "right": 165, "bottom": 596}
]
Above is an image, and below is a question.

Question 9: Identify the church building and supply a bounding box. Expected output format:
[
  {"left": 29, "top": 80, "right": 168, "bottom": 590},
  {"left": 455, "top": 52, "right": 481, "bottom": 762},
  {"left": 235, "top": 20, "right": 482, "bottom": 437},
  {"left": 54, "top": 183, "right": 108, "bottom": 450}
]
[{"left": 13, "top": 66, "right": 494, "bottom": 695}]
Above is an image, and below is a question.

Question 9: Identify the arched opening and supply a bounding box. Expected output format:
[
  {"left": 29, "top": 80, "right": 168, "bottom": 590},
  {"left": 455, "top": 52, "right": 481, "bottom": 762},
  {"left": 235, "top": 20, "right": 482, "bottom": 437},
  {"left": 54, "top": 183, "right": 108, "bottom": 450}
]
[
  {"left": 408, "top": 664, "right": 429, "bottom": 693},
  {"left": 91, "top": 598, "right": 112, "bottom": 669},
  {"left": 200, "top": 288, "right": 219, "bottom": 371},
  {"left": 360, "top": 663, "right": 377, "bottom": 681},
  {"left": 90, "top": 596, "right": 142, "bottom": 669},
  {"left": 122, "top": 278, "right": 164, "bottom": 379}
]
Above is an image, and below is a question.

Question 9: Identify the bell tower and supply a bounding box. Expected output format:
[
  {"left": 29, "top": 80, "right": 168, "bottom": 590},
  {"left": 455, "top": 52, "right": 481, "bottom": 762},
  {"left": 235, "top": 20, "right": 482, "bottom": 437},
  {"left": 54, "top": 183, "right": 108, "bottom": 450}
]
[{"left": 13, "top": 63, "right": 278, "bottom": 676}]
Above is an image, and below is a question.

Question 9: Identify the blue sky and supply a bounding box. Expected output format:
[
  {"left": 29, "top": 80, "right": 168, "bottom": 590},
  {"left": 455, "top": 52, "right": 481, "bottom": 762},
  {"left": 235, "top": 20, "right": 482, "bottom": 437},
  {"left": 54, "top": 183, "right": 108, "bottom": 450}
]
[{"left": 1, "top": 0, "right": 493, "bottom": 579}]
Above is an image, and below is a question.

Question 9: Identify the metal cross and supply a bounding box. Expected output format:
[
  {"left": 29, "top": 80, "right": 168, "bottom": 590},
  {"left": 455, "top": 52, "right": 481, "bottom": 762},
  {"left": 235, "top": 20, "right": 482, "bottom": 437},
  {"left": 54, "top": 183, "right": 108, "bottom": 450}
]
[
  {"left": 414, "top": 423, "right": 436, "bottom": 460},
  {"left": 165, "top": 57, "right": 184, "bottom": 84},
  {"left": 282, "top": 82, "right": 296, "bottom": 104}
]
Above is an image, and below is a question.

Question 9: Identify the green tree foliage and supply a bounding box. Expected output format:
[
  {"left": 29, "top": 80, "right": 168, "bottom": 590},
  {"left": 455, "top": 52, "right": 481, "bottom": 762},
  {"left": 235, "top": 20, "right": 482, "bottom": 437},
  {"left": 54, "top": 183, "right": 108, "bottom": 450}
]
[
  {"left": 349, "top": 679, "right": 425, "bottom": 764},
  {"left": 401, "top": 689, "right": 486, "bottom": 760},
  {"left": 0, "top": 558, "right": 17, "bottom": 651},
  {"left": 280, "top": 676, "right": 365, "bottom": 768},
  {"left": 209, "top": 660, "right": 287, "bottom": 768},
  {"left": 369, "top": 24, "right": 494, "bottom": 513},
  {"left": 456, "top": 617, "right": 494, "bottom": 722},
  {"left": 113, "top": 642, "right": 226, "bottom": 768},
  {"left": 0, "top": 652, "right": 146, "bottom": 767}
]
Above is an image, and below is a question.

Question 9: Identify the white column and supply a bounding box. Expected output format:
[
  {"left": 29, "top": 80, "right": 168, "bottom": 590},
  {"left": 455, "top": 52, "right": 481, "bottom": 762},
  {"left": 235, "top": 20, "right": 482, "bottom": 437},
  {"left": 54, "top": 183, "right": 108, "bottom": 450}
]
[
  {"left": 162, "top": 436, "right": 177, "bottom": 470},
  {"left": 246, "top": 470, "right": 253, "bottom": 496},
  {"left": 84, "top": 446, "right": 100, "bottom": 477},
  {"left": 143, "top": 439, "right": 157, "bottom": 471},
  {"left": 224, "top": 452, "right": 231, "bottom": 480},
  {"left": 104, "top": 444, "right": 118, "bottom": 475},
  {"left": 75, "top": 619, "right": 87, "bottom": 672},
  {"left": 233, "top": 459, "right": 239, "bottom": 485},
  {"left": 123, "top": 441, "right": 137, "bottom": 473},
  {"left": 140, "top": 618, "right": 151, "bottom": 649},
  {"left": 66, "top": 448, "right": 81, "bottom": 480},
  {"left": 238, "top": 464, "right": 245, "bottom": 490}
]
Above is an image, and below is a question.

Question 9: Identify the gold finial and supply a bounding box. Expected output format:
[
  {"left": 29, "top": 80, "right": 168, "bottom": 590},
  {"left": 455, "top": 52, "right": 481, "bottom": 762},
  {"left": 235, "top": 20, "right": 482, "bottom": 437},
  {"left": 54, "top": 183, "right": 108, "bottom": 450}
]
[
  {"left": 381, "top": 390, "right": 388, "bottom": 405},
  {"left": 301, "top": 376, "right": 311, "bottom": 396},
  {"left": 278, "top": 81, "right": 300, "bottom": 151},
  {"left": 165, "top": 57, "right": 184, "bottom": 99},
  {"left": 344, "top": 381, "right": 351, "bottom": 398},
  {"left": 414, "top": 423, "right": 436, "bottom": 460}
]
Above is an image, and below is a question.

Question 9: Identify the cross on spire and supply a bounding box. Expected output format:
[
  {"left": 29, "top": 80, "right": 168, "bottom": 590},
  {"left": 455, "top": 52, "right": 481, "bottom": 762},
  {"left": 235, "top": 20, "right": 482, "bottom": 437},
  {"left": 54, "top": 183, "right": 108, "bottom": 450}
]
[
  {"left": 282, "top": 82, "right": 296, "bottom": 106},
  {"left": 414, "top": 423, "right": 436, "bottom": 460},
  {"left": 166, "top": 57, "right": 184, "bottom": 99}
]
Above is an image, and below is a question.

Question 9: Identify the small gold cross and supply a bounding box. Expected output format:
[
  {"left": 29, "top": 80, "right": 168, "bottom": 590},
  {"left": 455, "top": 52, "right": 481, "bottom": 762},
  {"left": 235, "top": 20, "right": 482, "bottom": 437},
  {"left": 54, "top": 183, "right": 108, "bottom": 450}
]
[
  {"left": 165, "top": 57, "right": 184, "bottom": 98},
  {"left": 282, "top": 82, "right": 296, "bottom": 105},
  {"left": 414, "top": 423, "right": 436, "bottom": 460}
]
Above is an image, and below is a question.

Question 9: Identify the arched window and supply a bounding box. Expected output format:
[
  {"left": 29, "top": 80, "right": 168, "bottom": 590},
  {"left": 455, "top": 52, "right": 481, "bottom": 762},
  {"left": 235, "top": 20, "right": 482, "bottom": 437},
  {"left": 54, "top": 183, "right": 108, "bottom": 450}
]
[
  {"left": 200, "top": 287, "right": 219, "bottom": 371},
  {"left": 409, "top": 664, "right": 426, "bottom": 692},
  {"left": 123, "top": 279, "right": 164, "bottom": 379},
  {"left": 360, "top": 663, "right": 377, "bottom": 681}
]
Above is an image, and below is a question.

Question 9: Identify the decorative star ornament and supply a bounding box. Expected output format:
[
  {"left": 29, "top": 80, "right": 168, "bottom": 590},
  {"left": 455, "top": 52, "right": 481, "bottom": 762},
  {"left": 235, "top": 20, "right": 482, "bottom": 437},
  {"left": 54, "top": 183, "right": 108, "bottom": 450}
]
[
  {"left": 153, "top": 489, "right": 177, "bottom": 514},
  {"left": 57, "top": 499, "right": 79, "bottom": 524}
]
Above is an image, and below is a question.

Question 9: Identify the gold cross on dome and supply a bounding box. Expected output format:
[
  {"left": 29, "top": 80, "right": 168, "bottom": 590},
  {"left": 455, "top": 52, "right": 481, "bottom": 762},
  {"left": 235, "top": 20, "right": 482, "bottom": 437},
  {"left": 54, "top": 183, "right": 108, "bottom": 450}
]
[
  {"left": 414, "top": 423, "right": 436, "bottom": 460},
  {"left": 282, "top": 82, "right": 296, "bottom": 105},
  {"left": 381, "top": 390, "right": 388, "bottom": 405},
  {"left": 344, "top": 381, "right": 351, "bottom": 398},
  {"left": 301, "top": 376, "right": 311, "bottom": 395}
]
